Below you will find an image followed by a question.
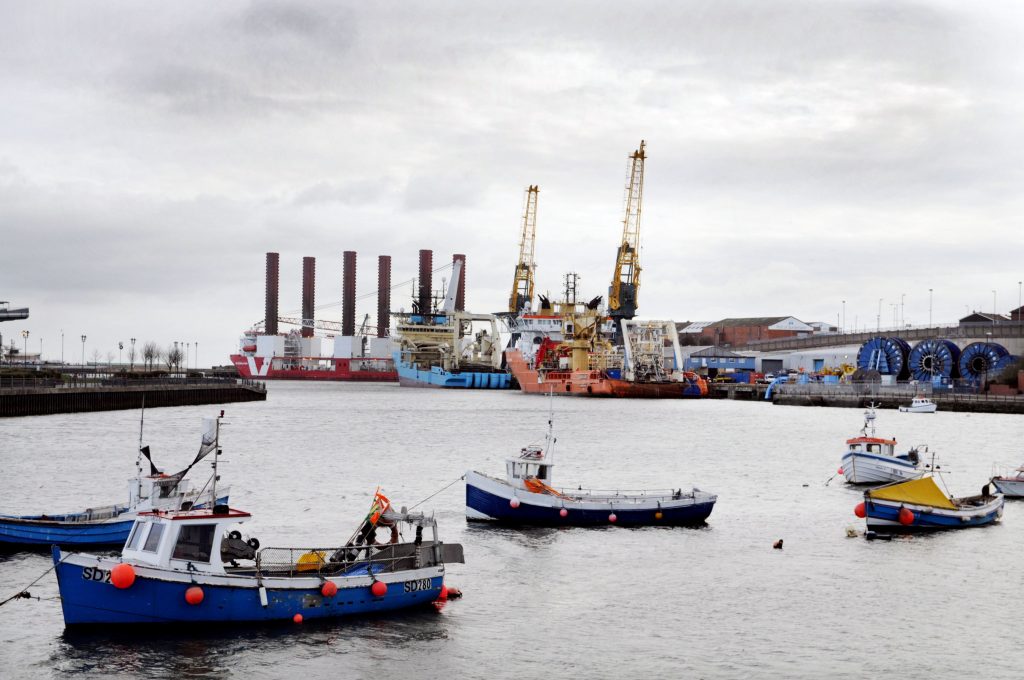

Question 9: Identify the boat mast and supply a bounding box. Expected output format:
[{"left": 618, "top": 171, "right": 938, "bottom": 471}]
[
  {"left": 545, "top": 386, "right": 556, "bottom": 464},
  {"left": 136, "top": 397, "right": 146, "bottom": 500},
  {"left": 211, "top": 410, "right": 223, "bottom": 508}
]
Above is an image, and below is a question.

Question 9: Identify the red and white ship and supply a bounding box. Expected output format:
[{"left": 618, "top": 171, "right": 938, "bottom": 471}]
[{"left": 231, "top": 329, "right": 397, "bottom": 382}]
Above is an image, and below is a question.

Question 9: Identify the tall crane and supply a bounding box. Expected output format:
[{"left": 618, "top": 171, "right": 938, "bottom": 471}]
[
  {"left": 608, "top": 140, "right": 646, "bottom": 328},
  {"left": 508, "top": 185, "right": 539, "bottom": 314}
]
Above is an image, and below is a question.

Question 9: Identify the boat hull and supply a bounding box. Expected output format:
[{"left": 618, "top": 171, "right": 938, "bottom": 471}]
[
  {"left": 53, "top": 547, "right": 445, "bottom": 626},
  {"left": 465, "top": 471, "right": 715, "bottom": 527},
  {"left": 841, "top": 452, "right": 920, "bottom": 485},
  {"left": 863, "top": 496, "right": 1003, "bottom": 531},
  {"left": 395, "top": 355, "right": 511, "bottom": 389},
  {"left": 991, "top": 477, "right": 1024, "bottom": 498},
  {"left": 898, "top": 405, "right": 937, "bottom": 413},
  {"left": 230, "top": 355, "right": 397, "bottom": 382},
  {"left": 0, "top": 495, "right": 229, "bottom": 549},
  {"left": 506, "top": 350, "right": 704, "bottom": 398}
]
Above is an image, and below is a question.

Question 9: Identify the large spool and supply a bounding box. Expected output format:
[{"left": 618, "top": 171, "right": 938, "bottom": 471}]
[
  {"left": 908, "top": 339, "right": 961, "bottom": 382},
  {"left": 958, "top": 342, "right": 1012, "bottom": 383},
  {"left": 856, "top": 337, "right": 910, "bottom": 379}
]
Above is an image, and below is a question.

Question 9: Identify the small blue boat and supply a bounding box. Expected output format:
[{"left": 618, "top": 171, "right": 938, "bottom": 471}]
[
  {"left": 857, "top": 475, "right": 1003, "bottom": 531},
  {"left": 0, "top": 414, "right": 229, "bottom": 549},
  {"left": 465, "top": 409, "right": 717, "bottom": 527},
  {"left": 53, "top": 490, "right": 464, "bottom": 627}
]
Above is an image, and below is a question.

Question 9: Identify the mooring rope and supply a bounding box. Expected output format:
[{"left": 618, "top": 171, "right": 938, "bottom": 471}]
[
  {"left": 409, "top": 475, "right": 465, "bottom": 510},
  {"left": 0, "top": 556, "right": 67, "bottom": 608}
]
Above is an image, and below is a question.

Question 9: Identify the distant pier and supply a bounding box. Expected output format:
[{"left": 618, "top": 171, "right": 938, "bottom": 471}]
[{"left": 0, "top": 376, "right": 266, "bottom": 417}]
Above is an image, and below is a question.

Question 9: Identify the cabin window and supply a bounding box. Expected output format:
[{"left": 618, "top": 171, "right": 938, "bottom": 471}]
[
  {"left": 125, "top": 522, "right": 145, "bottom": 550},
  {"left": 172, "top": 524, "right": 216, "bottom": 562},
  {"left": 868, "top": 444, "right": 879, "bottom": 454},
  {"left": 142, "top": 522, "right": 166, "bottom": 552},
  {"left": 537, "top": 466, "right": 548, "bottom": 481}
]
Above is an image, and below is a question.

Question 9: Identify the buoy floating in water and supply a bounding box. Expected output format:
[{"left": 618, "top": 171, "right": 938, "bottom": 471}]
[
  {"left": 321, "top": 581, "right": 338, "bottom": 598},
  {"left": 854, "top": 502, "right": 866, "bottom": 518},
  {"left": 608, "top": 513, "right": 617, "bottom": 523},
  {"left": 184, "top": 586, "right": 204, "bottom": 605},
  {"left": 837, "top": 466, "right": 844, "bottom": 475},
  {"left": 370, "top": 581, "right": 388, "bottom": 597},
  {"left": 559, "top": 508, "right": 568, "bottom": 518},
  {"left": 110, "top": 563, "right": 135, "bottom": 589}
]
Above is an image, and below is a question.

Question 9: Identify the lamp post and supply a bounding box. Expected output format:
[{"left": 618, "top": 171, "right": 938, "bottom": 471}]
[
  {"left": 195, "top": 341, "right": 198, "bottom": 370},
  {"left": 81, "top": 335, "right": 86, "bottom": 368},
  {"left": 900, "top": 293, "right": 905, "bottom": 328},
  {"left": 186, "top": 342, "right": 190, "bottom": 373},
  {"left": 118, "top": 341, "right": 123, "bottom": 368},
  {"left": 929, "top": 288, "right": 933, "bottom": 328},
  {"left": 992, "top": 289, "right": 997, "bottom": 330},
  {"left": 842, "top": 300, "right": 846, "bottom": 334},
  {"left": 877, "top": 298, "right": 883, "bottom": 332},
  {"left": 21, "top": 330, "right": 29, "bottom": 366},
  {"left": 130, "top": 338, "right": 136, "bottom": 371}
]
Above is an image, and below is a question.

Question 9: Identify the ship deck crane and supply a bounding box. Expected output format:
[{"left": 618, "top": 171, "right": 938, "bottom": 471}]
[
  {"left": 608, "top": 141, "right": 646, "bottom": 329},
  {"left": 509, "top": 185, "right": 539, "bottom": 315}
]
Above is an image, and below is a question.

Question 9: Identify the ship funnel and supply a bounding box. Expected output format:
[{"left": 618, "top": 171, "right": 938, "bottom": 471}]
[
  {"left": 265, "top": 252, "right": 279, "bottom": 335},
  {"left": 302, "top": 256, "right": 315, "bottom": 338},
  {"left": 342, "top": 251, "right": 356, "bottom": 337}
]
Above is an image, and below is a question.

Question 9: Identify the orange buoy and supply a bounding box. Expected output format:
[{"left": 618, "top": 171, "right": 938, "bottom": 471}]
[
  {"left": 321, "top": 581, "right": 338, "bottom": 598},
  {"left": 509, "top": 497, "right": 521, "bottom": 509},
  {"left": 439, "top": 584, "right": 449, "bottom": 601},
  {"left": 854, "top": 502, "right": 866, "bottom": 518},
  {"left": 559, "top": 508, "right": 568, "bottom": 518},
  {"left": 654, "top": 511, "right": 663, "bottom": 520},
  {"left": 608, "top": 513, "right": 617, "bottom": 523},
  {"left": 184, "top": 586, "right": 204, "bottom": 605},
  {"left": 371, "top": 581, "right": 388, "bottom": 597},
  {"left": 293, "top": 613, "right": 303, "bottom": 624},
  {"left": 898, "top": 507, "right": 915, "bottom": 526},
  {"left": 110, "top": 563, "right": 136, "bottom": 589}
]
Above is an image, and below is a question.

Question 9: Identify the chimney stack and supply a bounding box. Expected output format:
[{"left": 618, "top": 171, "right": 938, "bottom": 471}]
[
  {"left": 265, "top": 252, "right": 279, "bottom": 335},
  {"left": 342, "top": 251, "right": 356, "bottom": 336},
  {"left": 377, "top": 255, "right": 391, "bottom": 337},
  {"left": 418, "top": 249, "right": 433, "bottom": 315},
  {"left": 301, "top": 256, "right": 315, "bottom": 338}
]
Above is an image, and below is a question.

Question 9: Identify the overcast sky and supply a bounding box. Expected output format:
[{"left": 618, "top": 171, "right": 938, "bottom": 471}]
[{"left": 2, "top": 1, "right": 1023, "bottom": 366}]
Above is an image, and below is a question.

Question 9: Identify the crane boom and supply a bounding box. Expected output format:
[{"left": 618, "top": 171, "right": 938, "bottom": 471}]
[
  {"left": 508, "top": 185, "right": 539, "bottom": 314},
  {"left": 608, "top": 140, "right": 645, "bottom": 323}
]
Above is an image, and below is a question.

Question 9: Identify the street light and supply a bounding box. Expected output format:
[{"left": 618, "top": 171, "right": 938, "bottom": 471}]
[
  {"left": 130, "top": 338, "right": 136, "bottom": 371},
  {"left": 900, "top": 293, "right": 906, "bottom": 328},
  {"left": 21, "top": 330, "right": 29, "bottom": 366},
  {"left": 118, "top": 341, "right": 123, "bottom": 368},
  {"left": 992, "top": 289, "right": 997, "bottom": 329},
  {"left": 842, "top": 300, "right": 846, "bottom": 334},
  {"left": 81, "top": 335, "right": 86, "bottom": 367},
  {"left": 877, "top": 298, "right": 883, "bottom": 332},
  {"left": 929, "top": 288, "right": 933, "bottom": 327}
]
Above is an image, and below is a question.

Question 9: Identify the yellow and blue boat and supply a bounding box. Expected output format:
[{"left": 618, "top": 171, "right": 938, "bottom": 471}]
[{"left": 856, "top": 475, "right": 1003, "bottom": 531}]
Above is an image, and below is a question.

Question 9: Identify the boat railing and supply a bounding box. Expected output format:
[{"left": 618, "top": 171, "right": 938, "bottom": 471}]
[
  {"left": 555, "top": 487, "right": 701, "bottom": 503},
  {"left": 255, "top": 541, "right": 434, "bottom": 577}
]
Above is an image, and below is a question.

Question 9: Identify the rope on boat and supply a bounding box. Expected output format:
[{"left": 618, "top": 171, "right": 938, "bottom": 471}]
[
  {"left": 409, "top": 475, "right": 465, "bottom": 510},
  {"left": 0, "top": 556, "right": 67, "bottom": 608}
]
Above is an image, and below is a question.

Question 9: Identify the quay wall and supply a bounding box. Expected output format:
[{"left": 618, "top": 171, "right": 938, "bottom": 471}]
[{"left": 0, "top": 381, "right": 267, "bottom": 418}]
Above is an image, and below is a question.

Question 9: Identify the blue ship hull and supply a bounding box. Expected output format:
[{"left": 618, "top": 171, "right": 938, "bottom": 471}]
[
  {"left": 394, "top": 354, "right": 511, "bottom": 389},
  {"left": 0, "top": 495, "right": 229, "bottom": 549},
  {"left": 53, "top": 547, "right": 443, "bottom": 626},
  {"left": 466, "top": 483, "right": 715, "bottom": 527},
  {"left": 864, "top": 499, "right": 1002, "bottom": 531}
]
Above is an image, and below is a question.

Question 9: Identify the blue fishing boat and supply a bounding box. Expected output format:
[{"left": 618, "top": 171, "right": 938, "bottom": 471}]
[
  {"left": 465, "top": 407, "right": 716, "bottom": 526},
  {"left": 0, "top": 413, "right": 229, "bottom": 549},
  {"left": 52, "top": 488, "right": 464, "bottom": 626},
  {"left": 855, "top": 475, "right": 1003, "bottom": 531},
  {"left": 392, "top": 258, "right": 511, "bottom": 389}
]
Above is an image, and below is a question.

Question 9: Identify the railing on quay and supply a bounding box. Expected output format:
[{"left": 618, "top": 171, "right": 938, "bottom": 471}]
[{"left": 775, "top": 383, "right": 1023, "bottom": 402}]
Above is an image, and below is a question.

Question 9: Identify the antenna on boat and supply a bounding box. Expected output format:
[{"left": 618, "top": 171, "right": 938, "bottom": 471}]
[
  {"left": 210, "top": 409, "right": 224, "bottom": 510},
  {"left": 136, "top": 395, "right": 146, "bottom": 501},
  {"left": 545, "top": 385, "right": 556, "bottom": 463}
]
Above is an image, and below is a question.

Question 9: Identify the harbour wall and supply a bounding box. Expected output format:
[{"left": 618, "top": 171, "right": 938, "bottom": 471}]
[{"left": 0, "top": 380, "right": 267, "bottom": 418}]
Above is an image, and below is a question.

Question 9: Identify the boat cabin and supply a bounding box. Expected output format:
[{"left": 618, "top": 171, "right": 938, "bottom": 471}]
[
  {"left": 505, "top": 445, "right": 555, "bottom": 489},
  {"left": 845, "top": 436, "right": 899, "bottom": 459},
  {"left": 127, "top": 474, "right": 203, "bottom": 512},
  {"left": 121, "top": 506, "right": 254, "bottom": 574}
]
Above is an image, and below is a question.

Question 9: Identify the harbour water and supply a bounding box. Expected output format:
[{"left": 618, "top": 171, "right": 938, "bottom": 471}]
[{"left": 0, "top": 382, "right": 1020, "bottom": 678}]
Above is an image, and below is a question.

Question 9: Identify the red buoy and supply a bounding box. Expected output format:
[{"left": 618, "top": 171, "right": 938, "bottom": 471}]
[
  {"left": 184, "top": 586, "right": 204, "bottom": 605},
  {"left": 509, "top": 497, "right": 521, "bottom": 509},
  {"left": 321, "top": 581, "right": 338, "bottom": 598},
  {"left": 898, "top": 507, "right": 915, "bottom": 526},
  {"left": 608, "top": 513, "right": 617, "bottom": 523},
  {"left": 293, "top": 613, "right": 303, "bottom": 624},
  {"left": 854, "top": 502, "right": 866, "bottom": 518},
  {"left": 439, "top": 584, "right": 449, "bottom": 601},
  {"left": 559, "top": 508, "right": 568, "bottom": 518},
  {"left": 371, "top": 581, "right": 388, "bottom": 597},
  {"left": 110, "top": 563, "right": 136, "bottom": 589},
  {"left": 837, "top": 466, "right": 844, "bottom": 475}
]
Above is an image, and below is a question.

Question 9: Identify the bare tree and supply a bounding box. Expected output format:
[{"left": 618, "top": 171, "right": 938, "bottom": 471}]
[
  {"left": 143, "top": 341, "right": 158, "bottom": 370},
  {"left": 166, "top": 343, "right": 183, "bottom": 372},
  {"left": 90, "top": 348, "right": 101, "bottom": 366},
  {"left": 127, "top": 345, "right": 137, "bottom": 371},
  {"left": 106, "top": 351, "right": 115, "bottom": 368}
]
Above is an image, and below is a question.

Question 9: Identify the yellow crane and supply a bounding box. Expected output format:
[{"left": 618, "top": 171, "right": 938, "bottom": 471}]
[
  {"left": 608, "top": 140, "right": 646, "bottom": 325},
  {"left": 508, "top": 185, "right": 539, "bottom": 314}
]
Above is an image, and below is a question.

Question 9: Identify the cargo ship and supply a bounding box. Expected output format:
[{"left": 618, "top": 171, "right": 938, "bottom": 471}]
[
  {"left": 506, "top": 295, "right": 706, "bottom": 398},
  {"left": 392, "top": 259, "right": 511, "bottom": 389},
  {"left": 231, "top": 329, "right": 397, "bottom": 382}
]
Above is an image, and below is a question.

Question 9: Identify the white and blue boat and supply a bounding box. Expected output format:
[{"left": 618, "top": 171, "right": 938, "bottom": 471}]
[
  {"left": 0, "top": 414, "right": 229, "bottom": 549},
  {"left": 392, "top": 258, "right": 511, "bottom": 389},
  {"left": 856, "top": 475, "right": 1003, "bottom": 531},
  {"left": 841, "top": 407, "right": 923, "bottom": 485},
  {"left": 52, "top": 488, "right": 464, "bottom": 626},
  {"left": 465, "top": 409, "right": 716, "bottom": 526}
]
